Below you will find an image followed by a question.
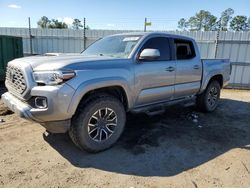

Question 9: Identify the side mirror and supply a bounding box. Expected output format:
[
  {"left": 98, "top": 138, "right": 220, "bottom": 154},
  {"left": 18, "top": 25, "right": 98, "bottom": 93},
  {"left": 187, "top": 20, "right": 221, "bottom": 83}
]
[{"left": 139, "top": 49, "right": 160, "bottom": 61}]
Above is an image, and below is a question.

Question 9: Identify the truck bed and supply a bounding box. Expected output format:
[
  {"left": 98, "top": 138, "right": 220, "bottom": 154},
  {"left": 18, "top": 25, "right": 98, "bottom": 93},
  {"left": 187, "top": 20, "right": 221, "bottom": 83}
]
[{"left": 200, "top": 59, "right": 231, "bottom": 92}]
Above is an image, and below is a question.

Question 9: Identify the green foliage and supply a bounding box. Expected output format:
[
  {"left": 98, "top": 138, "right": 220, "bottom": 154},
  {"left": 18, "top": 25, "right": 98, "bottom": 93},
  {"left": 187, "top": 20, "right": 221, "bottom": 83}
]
[
  {"left": 48, "top": 19, "right": 68, "bottom": 29},
  {"left": 230, "top": 16, "right": 248, "bottom": 31},
  {"left": 178, "top": 10, "right": 218, "bottom": 31},
  {"left": 178, "top": 18, "right": 188, "bottom": 30},
  {"left": 188, "top": 10, "right": 217, "bottom": 31},
  {"left": 178, "top": 8, "right": 250, "bottom": 31},
  {"left": 72, "top": 19, "right": 83, "bottom": 30},
  {"left": 37, "top": 16, "right": 90, "bottom": 30},
  {"left": 37, "top": 16, "right": 68, "bottom": 29},
  {"left": 220, "top": 8, "right": 234, "bottom": 31},
  {"left": 248, "top": 18, "right": 250, "bottom": 30},
  {"left": 37, "top": 16, "right": 51, "bottom": 28}
]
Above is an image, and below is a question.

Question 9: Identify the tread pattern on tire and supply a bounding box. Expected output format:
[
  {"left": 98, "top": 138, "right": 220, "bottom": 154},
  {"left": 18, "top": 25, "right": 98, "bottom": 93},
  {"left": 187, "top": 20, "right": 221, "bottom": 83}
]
[
  {"left": 69, "top": 93, "right": 125, "bottom": 153},
  {"left": 196, "top": 80, "right": 221, "bottom": 112}
]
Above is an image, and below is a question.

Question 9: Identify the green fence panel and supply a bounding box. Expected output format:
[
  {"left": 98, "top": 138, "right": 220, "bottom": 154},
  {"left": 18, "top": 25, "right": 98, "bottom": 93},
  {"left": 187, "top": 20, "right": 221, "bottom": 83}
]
[{"left": 0, "top": 35, "right": 23, "bottom": 80}]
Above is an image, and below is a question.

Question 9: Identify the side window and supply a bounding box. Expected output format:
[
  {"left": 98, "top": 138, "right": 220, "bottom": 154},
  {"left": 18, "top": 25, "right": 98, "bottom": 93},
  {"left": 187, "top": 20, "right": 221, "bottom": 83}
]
[
  {"left": 174, "top": 39, "right": 196, "bottom": 60},
  {"left": 141, "top": 37, "right": 171, "bottom": 61}
]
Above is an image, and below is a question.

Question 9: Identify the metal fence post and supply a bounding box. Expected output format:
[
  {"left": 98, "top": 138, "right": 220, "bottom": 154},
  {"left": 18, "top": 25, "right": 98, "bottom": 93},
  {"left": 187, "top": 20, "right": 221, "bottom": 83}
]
[
  {"left": 214, "top": 19, "right": 221, "bottom": 58},
  {"left": 214, "top": 30, "right": 220, "bottom": 58},
  {"left": 83, "top": 18, "right": 86, "bottom": 50},
  {"left": 28, "top": 17, "right": 33, "bottom": 55}
]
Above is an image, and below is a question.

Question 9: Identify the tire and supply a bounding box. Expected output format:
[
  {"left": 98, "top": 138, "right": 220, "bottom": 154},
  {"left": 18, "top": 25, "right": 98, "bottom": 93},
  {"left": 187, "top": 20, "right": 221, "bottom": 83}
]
[
  {"left": 69, "top": 94, "right": 126, "bottom": 153},
  {"left": 196, "top": 80, "right": 221, "bottom": 112}
]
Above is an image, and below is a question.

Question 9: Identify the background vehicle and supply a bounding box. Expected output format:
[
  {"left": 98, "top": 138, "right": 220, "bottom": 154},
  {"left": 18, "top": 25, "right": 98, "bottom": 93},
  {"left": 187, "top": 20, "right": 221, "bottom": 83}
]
[{"left": 2, "top": 32, "right": 231, "bottom": 152}]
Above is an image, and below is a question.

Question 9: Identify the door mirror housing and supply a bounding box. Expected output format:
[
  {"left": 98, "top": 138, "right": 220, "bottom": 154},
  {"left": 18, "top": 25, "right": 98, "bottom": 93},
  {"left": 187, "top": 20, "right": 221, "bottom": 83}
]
[{"left": 139, "top": 49, "right": 160, "bottom": 61}]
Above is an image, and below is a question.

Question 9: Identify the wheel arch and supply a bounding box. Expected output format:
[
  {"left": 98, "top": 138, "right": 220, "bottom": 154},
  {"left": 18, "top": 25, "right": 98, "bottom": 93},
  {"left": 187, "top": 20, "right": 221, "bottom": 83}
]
[
  {"left": 78, "top": 86, "right": 129, "bottom": 110},
  {"left": 199, "top": 73, "right": 223, "bottom": 94},
  {"left": 67, "top": 78, "right": 132, "bottom": 115},
  {"left": 208, "top": 74, "right": 223, "bottom": 87}
]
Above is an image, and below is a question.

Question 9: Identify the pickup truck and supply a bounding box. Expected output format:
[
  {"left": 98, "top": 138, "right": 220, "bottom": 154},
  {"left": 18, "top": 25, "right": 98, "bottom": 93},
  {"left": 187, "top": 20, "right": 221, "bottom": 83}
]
[{"left": 2, "top": 32, "right": 231, "bottom": 152}]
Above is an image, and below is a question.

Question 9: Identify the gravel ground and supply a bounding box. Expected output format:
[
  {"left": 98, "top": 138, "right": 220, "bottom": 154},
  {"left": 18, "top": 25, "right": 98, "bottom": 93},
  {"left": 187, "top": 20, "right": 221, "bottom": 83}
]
[{"left": 0, "top": 89, "right": 250, "bottom": 188}]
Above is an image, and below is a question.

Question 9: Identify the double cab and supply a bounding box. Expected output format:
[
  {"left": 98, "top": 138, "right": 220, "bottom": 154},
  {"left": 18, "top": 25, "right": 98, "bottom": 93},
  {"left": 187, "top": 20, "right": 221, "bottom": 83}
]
[{"left": 2, "top": 32, "right": 231, "bottom": 152}]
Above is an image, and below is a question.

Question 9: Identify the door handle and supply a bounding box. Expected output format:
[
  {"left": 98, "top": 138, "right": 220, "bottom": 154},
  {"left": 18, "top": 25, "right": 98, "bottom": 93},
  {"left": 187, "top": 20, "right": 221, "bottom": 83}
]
[
  {"left": 193, "top": 65, "right": 200, "bottom": 69},
  {"left": 165, "top": 66, "right": 175, "bottom": 72}
]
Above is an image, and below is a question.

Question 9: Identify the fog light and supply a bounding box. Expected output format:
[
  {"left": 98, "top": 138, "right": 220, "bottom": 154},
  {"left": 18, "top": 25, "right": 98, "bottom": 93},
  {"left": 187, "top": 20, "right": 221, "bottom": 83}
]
[{"left": 35, "top": 97, "right": 47, "bottom": 108}]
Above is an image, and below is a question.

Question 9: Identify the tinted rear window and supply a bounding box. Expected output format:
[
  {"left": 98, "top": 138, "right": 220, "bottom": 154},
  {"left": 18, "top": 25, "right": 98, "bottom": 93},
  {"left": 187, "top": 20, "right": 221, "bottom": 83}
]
[{"left": 174, "top": 39, "right": 196, "bottom": 60}]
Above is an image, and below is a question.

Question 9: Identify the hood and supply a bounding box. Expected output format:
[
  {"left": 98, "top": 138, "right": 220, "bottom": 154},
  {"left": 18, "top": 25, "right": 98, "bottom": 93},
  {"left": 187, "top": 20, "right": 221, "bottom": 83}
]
[{"left": 12, "top": 53, "right": 115, "bottom": 71}]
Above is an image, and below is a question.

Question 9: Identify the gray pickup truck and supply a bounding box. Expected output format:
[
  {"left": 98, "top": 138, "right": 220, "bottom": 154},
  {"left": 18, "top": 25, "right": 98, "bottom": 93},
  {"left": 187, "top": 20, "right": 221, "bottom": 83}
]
[{"left": 2, "top": 32, "right": 231, "bottom": 152}]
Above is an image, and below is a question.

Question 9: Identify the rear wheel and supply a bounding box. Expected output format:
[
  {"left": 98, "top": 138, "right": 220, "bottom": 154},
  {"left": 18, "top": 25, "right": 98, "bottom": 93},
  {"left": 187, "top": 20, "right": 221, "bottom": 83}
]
[
  {"left": 69, "top": 94, "right": 126, "bottom": 153},
  {"left": 196, "top": 80, "right": 221, "bottom": 112}
]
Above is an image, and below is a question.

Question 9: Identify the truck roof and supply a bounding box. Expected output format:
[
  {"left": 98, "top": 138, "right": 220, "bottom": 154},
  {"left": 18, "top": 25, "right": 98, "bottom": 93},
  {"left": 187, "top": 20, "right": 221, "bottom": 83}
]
[{"left": 113, "top": 32, "right": 195, "bottom": 41}]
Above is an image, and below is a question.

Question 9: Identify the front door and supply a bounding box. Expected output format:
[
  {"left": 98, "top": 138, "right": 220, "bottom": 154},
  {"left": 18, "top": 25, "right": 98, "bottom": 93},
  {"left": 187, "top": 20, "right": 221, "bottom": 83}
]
[{"left": 134, "top": 37, "right": 176, "bottom": 107}]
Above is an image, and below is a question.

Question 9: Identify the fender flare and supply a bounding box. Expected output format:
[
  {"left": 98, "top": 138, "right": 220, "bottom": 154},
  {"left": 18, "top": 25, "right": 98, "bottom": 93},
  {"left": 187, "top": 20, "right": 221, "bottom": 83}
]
[
  {"left": 199, "top": 71, "right": 223, "bottom": 94},
  {"left": 67, "top": 77, "right": 133, "bottom": 115}
]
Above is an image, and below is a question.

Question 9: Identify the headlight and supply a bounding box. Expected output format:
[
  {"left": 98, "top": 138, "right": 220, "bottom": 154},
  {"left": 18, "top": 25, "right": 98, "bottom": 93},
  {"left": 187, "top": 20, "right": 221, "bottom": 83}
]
[{"left": 33, "top": 70, "right": 75, "bottom": 85}]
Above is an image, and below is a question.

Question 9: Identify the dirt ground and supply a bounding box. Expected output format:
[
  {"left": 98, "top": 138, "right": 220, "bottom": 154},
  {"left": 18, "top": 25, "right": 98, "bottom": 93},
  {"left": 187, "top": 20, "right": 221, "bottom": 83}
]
[{"left": 0, "top": 89, "right": 250, "bottom": 188}]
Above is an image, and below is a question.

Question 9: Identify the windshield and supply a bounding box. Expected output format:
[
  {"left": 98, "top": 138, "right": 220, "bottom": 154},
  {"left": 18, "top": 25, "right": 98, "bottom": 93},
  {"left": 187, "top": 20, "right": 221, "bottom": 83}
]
[{"left": 82, "top": 35, "right": 142, "bottom": 58}]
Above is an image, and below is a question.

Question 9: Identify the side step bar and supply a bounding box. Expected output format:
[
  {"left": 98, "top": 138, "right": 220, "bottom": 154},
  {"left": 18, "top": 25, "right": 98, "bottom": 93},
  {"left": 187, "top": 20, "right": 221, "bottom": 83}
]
[{"left": 131, "top": 96, "right": 196, "bottom": 116}]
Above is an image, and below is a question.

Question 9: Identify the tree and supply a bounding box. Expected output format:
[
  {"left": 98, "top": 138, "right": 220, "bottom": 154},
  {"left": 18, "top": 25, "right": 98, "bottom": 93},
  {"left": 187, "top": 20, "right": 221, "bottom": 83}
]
[
  {"left": 48, "top": 19, "right": 68, "bottom": 29},
  {"left": 178, "top": 18, "right": 188, "bottom": 30},
  {"left": 220, "top": 8, "right": 234, "bottom": 31},
  {"left": 230, "top": 16, "right": 248, "bottom": 31},
  {"left": 36, "top": 16, "right": 89, "bottom": 30},
  {"left": 72, "top": 19, "right": 83, "bottom": 30},
  {"left": 37, "top": 16, "right": 51, "bottom": 28},
  {"left": 37, "top": 16, "right": 68, "bottom": 29},
  {"left": 248, "top": 18, "right": 250, "bottom": 30},
  {"left": 187, "top": 10, "right": 217, "bottom": 31}
]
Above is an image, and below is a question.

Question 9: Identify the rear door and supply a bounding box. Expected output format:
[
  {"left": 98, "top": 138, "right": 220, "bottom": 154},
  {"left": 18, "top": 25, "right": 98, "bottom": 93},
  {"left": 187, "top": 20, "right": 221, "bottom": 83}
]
[
  {"left": 173, "top": 39, "right": 202, "bottom": 99},
  {"left": 134, "top": 36, "right": 176, "bottom": 106}
]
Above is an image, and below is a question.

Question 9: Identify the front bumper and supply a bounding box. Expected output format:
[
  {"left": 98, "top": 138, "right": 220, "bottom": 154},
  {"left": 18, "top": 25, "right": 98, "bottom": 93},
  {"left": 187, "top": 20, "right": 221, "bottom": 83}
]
[
  {"left": 2, "top": 84, "right": 76, "bottom": 133},
  {"left": 2, "top": 92, "right": 37, "bottom": 120}
]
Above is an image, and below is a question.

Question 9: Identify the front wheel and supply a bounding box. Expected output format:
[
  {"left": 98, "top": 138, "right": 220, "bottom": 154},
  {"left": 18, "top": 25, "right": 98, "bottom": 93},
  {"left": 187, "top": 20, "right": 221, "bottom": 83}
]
[
  {"left": 196, "top": 80, "right": 221, "bottom": 112},
  {"left": 69, "top": 94, "right": 126, "bottom": 153}
]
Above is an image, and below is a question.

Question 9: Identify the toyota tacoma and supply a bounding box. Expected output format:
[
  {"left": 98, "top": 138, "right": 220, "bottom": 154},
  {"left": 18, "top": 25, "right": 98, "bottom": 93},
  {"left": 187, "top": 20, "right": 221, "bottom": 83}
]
[{"left": 2, "top": 32, "right": 231, "bottom": 152}]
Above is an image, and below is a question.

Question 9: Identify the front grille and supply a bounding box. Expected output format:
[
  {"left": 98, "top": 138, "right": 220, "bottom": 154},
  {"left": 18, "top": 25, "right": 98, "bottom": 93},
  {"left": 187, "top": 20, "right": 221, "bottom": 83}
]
[{"left": 6, "top": 65, "right": 27, "bottom": 94}]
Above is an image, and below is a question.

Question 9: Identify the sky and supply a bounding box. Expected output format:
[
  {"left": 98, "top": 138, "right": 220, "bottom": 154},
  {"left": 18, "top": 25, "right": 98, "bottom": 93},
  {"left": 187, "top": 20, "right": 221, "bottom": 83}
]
[{"left": 0, "top": 0, "right": 249, "bottom": 30}]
